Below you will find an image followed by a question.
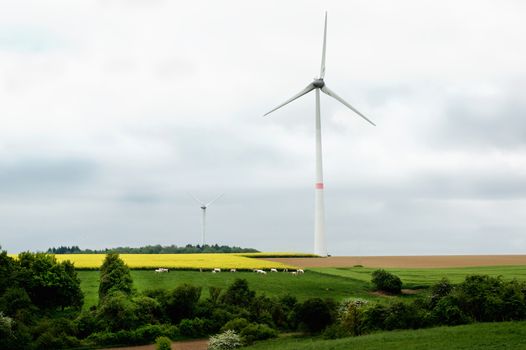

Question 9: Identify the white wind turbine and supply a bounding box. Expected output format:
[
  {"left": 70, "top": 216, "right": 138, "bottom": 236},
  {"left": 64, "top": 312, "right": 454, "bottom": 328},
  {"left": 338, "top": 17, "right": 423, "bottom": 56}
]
[
  {"left": 189, "top": 193, "right": 224, "bottom": 246},
  {"left": 263, "top": 12, "right": 375, "bottom": 256}
]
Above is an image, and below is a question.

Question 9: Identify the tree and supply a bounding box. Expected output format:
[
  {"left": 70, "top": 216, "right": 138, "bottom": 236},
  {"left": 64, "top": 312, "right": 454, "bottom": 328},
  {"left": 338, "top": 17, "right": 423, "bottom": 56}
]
[
  {"left": 222, "top": 279, "right": 255, "bottom": 307},
  {"left": 165, "top": 284, "right": 202, "bottom": 323},
  {"left": 295, "top": 298, "right": 334, "bottom": 333},
  {"left": 16, "top": 252, "right": 83, "bottom": 309},
  {"left": 98, "top": 253, "right": 133, "bottom": 300}
]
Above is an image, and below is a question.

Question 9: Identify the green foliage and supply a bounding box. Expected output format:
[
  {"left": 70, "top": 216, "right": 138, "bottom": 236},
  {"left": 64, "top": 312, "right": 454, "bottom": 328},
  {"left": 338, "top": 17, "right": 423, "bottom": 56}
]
[
  {"left": 179, "top": 317, "right": 206, "bottom": 337},
  {"left": 208, "top": 329, "right": 243, "bottom": 350},
  {"left": 239, "top": 323, "right": 278, "bottom": 344},
  {"left": 155, "top": 335, "right": 171, "bottom": 350},
  {"left": 16, "top": 252, "right": 84, "bottom": 309},
  {"left": 295, "top": 298, "right": 335, "bottom": 333},
  {"left": 222, "top": 279, "right": 255, "bottom": 307},
  {"left": 221, "top": 317, "right": 250, "bottom": 332},
  {"left": 99, "top": 253, "right": 134, "bottom": 300},
  {"left": 166, "top": 284, "right": 202, "bottom": 323},
  {"left": 371, "top": 269, "right": 403, "bottom": 294},
  {"left": 96, "top": 291, "right": 139, "bottom": 331}
]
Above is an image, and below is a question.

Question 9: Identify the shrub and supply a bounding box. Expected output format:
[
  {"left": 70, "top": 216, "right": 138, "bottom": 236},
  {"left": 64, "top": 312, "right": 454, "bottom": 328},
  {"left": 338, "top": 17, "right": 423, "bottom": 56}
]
[
  {"left": 221, "top": 317, "right": 250, "bottom": 333},
  {"left": 166, "top": 284, "right": 202, "bottom": 323},
  {"left": 96, "top": 291, "right": 139, "bottom": 331},
  {"left": 155, "top": 336, "right": 171, "bottom": 350},
  {"left": 222, "top": 279, "right": 255, "bottom": 307},
  {"left": 432, "top": 295, "right": 471, "bottom": 326},
  {"left": 208, "top": 330, "right": 242, "bottom": 350},
  {"left": 338, "top": 299, "right": 368, "bottom": 336},
  {"left": 295, "top": 298, "right": 334, "bottom": 333},
  {"left": 132, "top": 324, "right": 179, "bottom": 344},
  {"left": 429, "top": 278, "right": 453, "bottom": 306},
  {"left": 371, "top": 269, "right": 402, "bottom": 294},
  {"left": 179, "top": 317, "right": 206, "bottom": 337},
  {"left": 239, "top": 323, "right": 277, "bottom": 344}
]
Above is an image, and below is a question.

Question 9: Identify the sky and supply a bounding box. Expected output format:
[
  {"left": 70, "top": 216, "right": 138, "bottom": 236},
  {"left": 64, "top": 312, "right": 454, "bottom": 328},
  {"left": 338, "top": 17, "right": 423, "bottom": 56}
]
[{"left": 0, "top": 0, "right": 525, "bottom": 255}]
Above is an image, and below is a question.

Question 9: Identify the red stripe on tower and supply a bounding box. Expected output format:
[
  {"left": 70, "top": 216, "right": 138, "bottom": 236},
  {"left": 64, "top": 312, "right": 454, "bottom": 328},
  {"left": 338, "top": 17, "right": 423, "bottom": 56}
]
[{"left": 315, "top": 182, "right": 324, "bottom": 189}]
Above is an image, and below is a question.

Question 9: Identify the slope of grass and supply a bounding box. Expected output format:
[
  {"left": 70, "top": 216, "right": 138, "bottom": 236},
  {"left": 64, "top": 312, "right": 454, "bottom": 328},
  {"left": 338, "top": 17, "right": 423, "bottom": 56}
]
[
  {"left": 311, "top": 266, "right": 526, "bottom": 288},
  {"left": 78, "top": 270, "right": 377, "bottom": 309},
  {"left": 244, "top": 321, "right": 526, "bottom": 350}
]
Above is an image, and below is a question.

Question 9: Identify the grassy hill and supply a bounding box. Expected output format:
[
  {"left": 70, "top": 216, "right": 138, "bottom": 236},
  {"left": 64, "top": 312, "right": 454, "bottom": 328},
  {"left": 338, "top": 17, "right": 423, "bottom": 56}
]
[
  {"left": 78, "top": 265, "right": 526, "bottom": 308},
  {"left": 244, "top": 321, "right": 526, "bottom": 350}
]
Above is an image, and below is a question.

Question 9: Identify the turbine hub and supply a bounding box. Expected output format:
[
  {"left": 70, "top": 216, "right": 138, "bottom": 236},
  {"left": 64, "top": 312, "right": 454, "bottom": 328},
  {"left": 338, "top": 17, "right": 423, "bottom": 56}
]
[
  {"left": 201, "top": 206, "right": 206, "bottom": 210},
  {"left": 313, "top": 79, "right": 325, "bottom": 88}
]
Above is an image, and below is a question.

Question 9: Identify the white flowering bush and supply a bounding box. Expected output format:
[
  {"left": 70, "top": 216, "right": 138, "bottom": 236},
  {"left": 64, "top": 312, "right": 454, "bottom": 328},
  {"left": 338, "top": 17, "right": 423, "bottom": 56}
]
[
  {"left": 337, "top": 298, "right": 368, "bottom": 336},
  {"left": 208, "top": 330, "right": 243, "bottom": 350}
]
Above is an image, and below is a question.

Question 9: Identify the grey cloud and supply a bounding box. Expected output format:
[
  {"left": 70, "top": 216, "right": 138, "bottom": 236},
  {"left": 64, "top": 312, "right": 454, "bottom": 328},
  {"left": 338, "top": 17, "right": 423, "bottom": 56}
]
[{"left": 0, "top": 157, "right": 98, "bottom": 194}]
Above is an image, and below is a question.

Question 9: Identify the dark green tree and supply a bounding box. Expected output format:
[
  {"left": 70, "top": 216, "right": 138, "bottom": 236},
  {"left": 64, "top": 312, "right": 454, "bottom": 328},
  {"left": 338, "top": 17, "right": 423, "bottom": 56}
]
[
  {"left": 165, "top": 284, "right": 202, "bottom": 323},
  {"left": 98, "top": 253, "right": 133, "bottom": 301},
  {"left": 222, "top": 279, "right": 255, "bottom": 307},
  {"left": 16, "top": 252, "right": 83, "bottom": 309},
  {"left": 295, "top": 298, "right": 334, "bottom": 333}
]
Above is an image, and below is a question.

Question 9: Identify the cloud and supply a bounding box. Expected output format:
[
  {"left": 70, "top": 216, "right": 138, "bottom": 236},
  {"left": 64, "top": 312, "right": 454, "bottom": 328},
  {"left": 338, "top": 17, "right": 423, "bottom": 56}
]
[{"left": 0, "top": 0, "right": 525, "bottom": 254}]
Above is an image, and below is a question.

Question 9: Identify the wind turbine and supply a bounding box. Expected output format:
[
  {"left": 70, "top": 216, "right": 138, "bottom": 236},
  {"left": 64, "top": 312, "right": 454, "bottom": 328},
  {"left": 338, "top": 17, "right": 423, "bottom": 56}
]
[
  {"left": 263, "top": 12, "right": 375, "bottom": 256},
  {"left": 188, "top": 193, "right": 224, "bottom": 246}
]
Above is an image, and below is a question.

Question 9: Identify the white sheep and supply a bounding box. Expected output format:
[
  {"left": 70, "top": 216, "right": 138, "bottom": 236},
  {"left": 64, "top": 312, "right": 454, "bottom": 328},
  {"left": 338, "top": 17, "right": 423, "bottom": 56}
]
[
  {"left": 230, "top": 269, "right": 237, "bottom": 273},
  {"left": 256, "top": 269, "right": 267, "bottom": 274},
  {"left": 291, "top": 271, "right": 297, "bottom": 276},
  {"left": 213, "top": 268, "right": 221, "bottom": 273},
  {"left": 297, "top": 269, "right": 305, "bottom": 274},
  {"left": 270, "top": 268, "right": 278, "bottom": 273}
]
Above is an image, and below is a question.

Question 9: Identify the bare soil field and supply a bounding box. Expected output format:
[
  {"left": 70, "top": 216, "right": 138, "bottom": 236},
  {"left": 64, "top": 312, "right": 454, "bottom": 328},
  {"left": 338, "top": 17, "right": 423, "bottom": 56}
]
[
  {"left": 102, "top": 339, "right": 208, "bottom": 350},
  {"left": 259, "top": 255, "right": 526, "bottom": 268}
]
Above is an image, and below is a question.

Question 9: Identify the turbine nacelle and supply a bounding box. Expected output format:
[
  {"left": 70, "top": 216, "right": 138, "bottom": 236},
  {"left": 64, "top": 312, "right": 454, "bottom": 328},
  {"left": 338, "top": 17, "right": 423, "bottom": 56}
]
[
  {"left": 201, "top": 206, "right": 206, "bottom": 210},
  {"left": 312, "top": 79, "right": 325, "bottom": 88}
]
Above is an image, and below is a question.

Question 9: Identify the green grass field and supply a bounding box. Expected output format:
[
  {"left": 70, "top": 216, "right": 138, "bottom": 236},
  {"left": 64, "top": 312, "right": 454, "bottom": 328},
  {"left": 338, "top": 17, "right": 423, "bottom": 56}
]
[
  {"left": 310, "top": 265, "right": 526, "bottom": 288},
  {"left": 78, "top": 265, "right": 526, "bottom": 308},
  {"left": 78, "top": 270, "right": 377, "bottom": 308},
  {"left": 244, "top": 321, "right": 526, "bottom": 350}
]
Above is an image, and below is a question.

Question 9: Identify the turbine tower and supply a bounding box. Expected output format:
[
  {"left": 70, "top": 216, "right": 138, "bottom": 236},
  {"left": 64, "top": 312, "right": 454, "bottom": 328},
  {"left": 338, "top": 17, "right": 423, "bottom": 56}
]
[
  {"left": 189, "top": 193, "right": 224, "bottom": 246},
  {"left": 263, "top": 12, "right": 375, "bottom": 256}
]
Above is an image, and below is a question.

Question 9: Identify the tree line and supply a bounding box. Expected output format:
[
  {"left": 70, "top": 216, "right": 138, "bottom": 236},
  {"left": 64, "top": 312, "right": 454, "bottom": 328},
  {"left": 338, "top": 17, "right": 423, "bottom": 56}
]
[{"left": 46, "top": 244, "right": 259, "bottom": 254}]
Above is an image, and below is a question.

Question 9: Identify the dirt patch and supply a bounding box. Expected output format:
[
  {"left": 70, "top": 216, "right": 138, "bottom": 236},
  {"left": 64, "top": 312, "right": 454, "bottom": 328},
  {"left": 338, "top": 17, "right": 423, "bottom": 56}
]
[
  {"left": 101, "top": 339, "right": 208, "bottom": 350},
  {"left": 258, "top": 255, "right": 526, "bottom": 268}
]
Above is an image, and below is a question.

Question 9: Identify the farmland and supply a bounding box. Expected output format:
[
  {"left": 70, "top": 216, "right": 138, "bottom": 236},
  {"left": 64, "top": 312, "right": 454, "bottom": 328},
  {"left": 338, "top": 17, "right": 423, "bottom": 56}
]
[
  {"left": 51, "top": 253, "right": 296, "bottom": 270},
  {"left": 78, "top": 264, "right": 526, "bottom": 309}
]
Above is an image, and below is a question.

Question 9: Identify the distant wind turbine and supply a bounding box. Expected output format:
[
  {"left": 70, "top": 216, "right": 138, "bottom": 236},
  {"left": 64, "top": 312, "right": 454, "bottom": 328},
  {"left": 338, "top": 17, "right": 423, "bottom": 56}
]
[
  {"left": 263, "top": 12, "right": 375, "bottom": 256},
  {"left": 188, "top": 193, "right": 224, "bottom": 246}
]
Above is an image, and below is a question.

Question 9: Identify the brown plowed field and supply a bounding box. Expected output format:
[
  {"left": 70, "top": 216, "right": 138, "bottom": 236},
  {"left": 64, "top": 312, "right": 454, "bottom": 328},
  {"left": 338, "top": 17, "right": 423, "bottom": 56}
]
[{"left": 259, "top": 255, "right": 526, "bottom": 268}]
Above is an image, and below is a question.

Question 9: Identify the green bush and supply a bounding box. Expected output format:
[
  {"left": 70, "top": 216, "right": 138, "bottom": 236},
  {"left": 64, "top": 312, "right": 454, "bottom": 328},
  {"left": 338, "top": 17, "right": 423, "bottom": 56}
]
[
  {"left": 239, "top": 323, "right": 277, "bottom": 344},
  {"left": 166, "top": 284, "right": 202, "bottom": 323},
  {"left": 179, "top": 317, "right": 206, "bottom": 337},
  {"left": 208, "top": 329, "right": 243, "bottom": 350},
  {"left": 221, "top": 317, "right": 250, "bottom": 333},
  {"left": 371, "top": 269, "right": 402, "bottom": 294},
  {"left": 155, "top": 336, "right": 171, "bottom": 350},
  {"left": 295, "top": 298, "right": 335, "bottom": 333}
]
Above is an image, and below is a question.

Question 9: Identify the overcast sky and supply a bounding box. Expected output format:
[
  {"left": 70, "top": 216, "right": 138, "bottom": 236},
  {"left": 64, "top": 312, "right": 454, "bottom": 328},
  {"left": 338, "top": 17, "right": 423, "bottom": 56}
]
[{"left": 1, "top": 0, "right": 525, "bottom": 255}]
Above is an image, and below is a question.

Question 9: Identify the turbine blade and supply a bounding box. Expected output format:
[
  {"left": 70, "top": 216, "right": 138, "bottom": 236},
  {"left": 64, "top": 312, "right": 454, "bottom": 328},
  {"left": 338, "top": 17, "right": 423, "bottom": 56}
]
[
  {"left": 321, "top": 85, "right": 376, "bottom": 126},
  {"left": 206, "top": 193, "right": 224, "bottom": 207},
  {"left": 187, "top": 193, "right": 204, "bottom": 206},
  {"left": 320, "top": 12, "right": 328, "bottom": 79},
  {"left": 263, "top": 83, "right": 315, "bottom": 116}
]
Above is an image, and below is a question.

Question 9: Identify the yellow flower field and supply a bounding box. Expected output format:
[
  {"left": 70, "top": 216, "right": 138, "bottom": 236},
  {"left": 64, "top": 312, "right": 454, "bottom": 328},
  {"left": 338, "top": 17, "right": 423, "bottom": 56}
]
[{"left": 52, "top": 253, "right": 296, "bottom": 270}]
